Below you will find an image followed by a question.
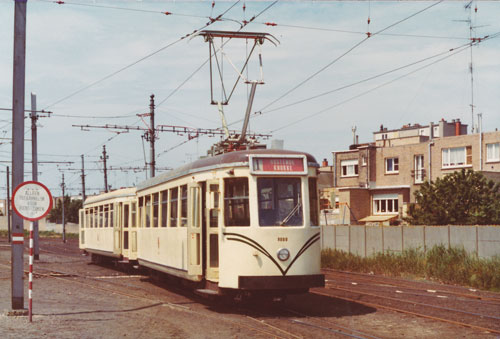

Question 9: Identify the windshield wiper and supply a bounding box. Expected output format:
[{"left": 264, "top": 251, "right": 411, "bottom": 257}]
[{"left": 280, "top": 200, "right": 301, "bottom": 226}]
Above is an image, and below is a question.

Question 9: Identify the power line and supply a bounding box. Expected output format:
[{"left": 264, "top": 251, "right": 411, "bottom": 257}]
[
  {"left": 257, "top": 0, "right": 444, "bottom": 113},
  {"left": 269, "top": 42, "right": 476, "bottom": 133},
  {"left": 41, "top": 0, "right": 242, "bottom": 110}
]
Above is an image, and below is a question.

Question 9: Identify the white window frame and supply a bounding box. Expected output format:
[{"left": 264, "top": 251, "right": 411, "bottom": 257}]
[
  {"left": 373, "top": 194, "right": 399, "bottom": 215},
  {"left": 340, "top": 159, "right": 359, "bottom": 177},
  {"left": 442, "top": 146, "right": 471, "bottom": 168},
  {"left": 385, "top": 157, "right": 399, "bottom": 174},
  {"left": 486, "top": 143, "right": 500, "bottom": 162}
]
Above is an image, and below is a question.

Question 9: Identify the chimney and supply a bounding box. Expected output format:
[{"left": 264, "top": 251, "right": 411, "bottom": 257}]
[
  {"left": 429, "top": 122, "right": 434, "bottom": 139},
  {"left": 322, "top": 158, "right": 328, "bottom": 167},
  {"left": 455, "top": 119, "right": 461, "bottom": 136}
]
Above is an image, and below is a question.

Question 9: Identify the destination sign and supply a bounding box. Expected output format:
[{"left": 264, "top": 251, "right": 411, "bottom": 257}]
[
  {"left": 12, "top": 181, "right": 53, "bottom": 221},
  {"left": 250, "top": 155, "right": 307, "bottom": 175}
]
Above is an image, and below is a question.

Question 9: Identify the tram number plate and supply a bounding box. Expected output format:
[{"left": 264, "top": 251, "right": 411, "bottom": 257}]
[{"left": 277, "top": 237, "right": 288, "bottom": 242}]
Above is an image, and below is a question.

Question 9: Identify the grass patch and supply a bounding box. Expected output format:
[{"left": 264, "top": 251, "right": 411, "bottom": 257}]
[
  {"left": 322, "top": 245, "right": 500, "bottom": 292},
  {"left": 0, "top": 230, "right": 78, "bottom": 239}
]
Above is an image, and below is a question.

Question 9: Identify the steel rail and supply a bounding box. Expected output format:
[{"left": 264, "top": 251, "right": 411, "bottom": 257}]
[
  {"left": 314, "top": 288, "right": 500, "bottom": 335},
  {"left": 323, "top": 269, "right": 500, "bottom": 303}
]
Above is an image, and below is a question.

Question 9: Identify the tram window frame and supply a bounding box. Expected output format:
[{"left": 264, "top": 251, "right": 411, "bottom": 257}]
[
  {"left": 170, "top": 187, "right": 178, "bottom": 227},
  {"left": 138, "top": 197, "right": 143, "bottom": 228},
  {"left": 224, "top": 177, "right": 250, "bottom": 227},
  {"left": 180, "top": 185, "right": 188, "bottom": 227},
  {"left": 257, "top": 177, "right": 303, "bottom": 227},
  {"left": 98, "top": 205, "right": 103, "bottom": 228},
  {"left": 145, "top": 195, "right": 151, "bottom": 228},
  {"left": 160, "top": 190, "right": 168, "bottom": 227},
  {"left": 153, "top": 192, "right": 159, "bottom": 228},
  {"left": 309, "top": 178, "right": 319, "bottom": 226},
  {"left": 131, "top": 202, "right": 137, "bottom": 228}
]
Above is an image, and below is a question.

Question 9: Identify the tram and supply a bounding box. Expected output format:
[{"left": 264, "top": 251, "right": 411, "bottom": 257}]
[{"left": 79, "top": 148, "right": 324, "bottom": 298}]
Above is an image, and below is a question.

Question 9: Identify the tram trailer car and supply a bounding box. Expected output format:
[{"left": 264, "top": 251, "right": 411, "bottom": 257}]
[{"left": 79, "top": 149, "right": 325, "bottom": 298}]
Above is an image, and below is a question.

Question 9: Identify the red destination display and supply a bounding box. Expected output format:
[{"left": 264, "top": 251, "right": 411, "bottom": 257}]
[{"left": 250, "top": 156, "right": 307, "bottom": 175}]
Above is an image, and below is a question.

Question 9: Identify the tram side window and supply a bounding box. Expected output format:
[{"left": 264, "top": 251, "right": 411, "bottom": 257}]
[
  {"left": 109, "top": 204, "right": 114, "bottom": 228},
  {"left": 124, "top": 204, "right": 129, "bottom": 228},
  {"left": 153, "top": 193, "right": 159, "bottom": 227},
  {"left": 131, "top": 202, "right": 137, "bottom": 228},
  {"left": 161, "top": 190, "right": 168, "bottom": 227},
  {"left": 103, "top": 205, "right": 109, "bottom": 228},
  {"left": 170, "top": 187, "right": 178, "bottom": 227},
  {"left": 224, "top": 178, "right": 250, "bottom": 226},
  {"left": 99, "top": 206, "right": 103, "bottom": 228},
  {"left": 180, "top": 185, "right": 188, "bottom": 227},
  {"left": 138, "top": 197, "right": 143, "bottom": 228},
  {"left": 309, "top": 178, "right": 319, "bottom": 226},
  {"left": 145, "top": 195, "right": 151, "bottom": 228},
  {"left": 86, "top": 209, "right": 91, "bottom": 228}
]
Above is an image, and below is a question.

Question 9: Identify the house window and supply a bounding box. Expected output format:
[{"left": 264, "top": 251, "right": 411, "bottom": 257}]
[
  {"left": 385, "top": 157, "right": 399, "bottom": 174},
  {"left": 486, "top": 143, "right": 500, "bottom": 162},
  {"left": 442, "top": 146, "right": 472, "bottom": 168},
  {"left": 373, "top": 194, "right": 399, "bottom": 214},
  {"left": 341, "top": 159, "right": 358, "bottom": 177}
]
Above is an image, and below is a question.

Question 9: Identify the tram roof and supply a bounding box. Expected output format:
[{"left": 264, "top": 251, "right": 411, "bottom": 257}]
[
  {"left": 137, "top": 149, "right": 318, "bottom": 192},
  {"left": 84, "top": 187, "right": 137, "bottom": 206}
]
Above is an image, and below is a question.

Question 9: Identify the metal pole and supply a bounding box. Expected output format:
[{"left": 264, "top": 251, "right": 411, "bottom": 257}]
[
  {"left": 81, "top": 155, "right": 86, "bottom": 202},
  {"left": 11, "top": 0, "right": 27, "bottom": 310},
  {"left": 62, "top": 174, "right": 66, "bottom": 243},
  {"left": 7, "top": 166, "right": 11, "bottom": 243},
  {"left": 101, "top": 146, "right": 108, "bottom": 193},
  {"left": 28, "top": 221, "right": 33, "bottom": 322},
  {"left": 31, "top": 93, "right": 40, "bottom": 260},
  {"left": 149, "top": 94, "right": 155, "bottom": 178}
]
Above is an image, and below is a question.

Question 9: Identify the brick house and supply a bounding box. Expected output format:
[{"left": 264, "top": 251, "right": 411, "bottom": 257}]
[{"left": 330, "top": 119, "right": 500, "bottom": 225}]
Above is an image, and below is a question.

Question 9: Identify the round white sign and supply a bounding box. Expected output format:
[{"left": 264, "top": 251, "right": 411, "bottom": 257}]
[{"left": 12, "top": 181, "right": 53, "bottom": 221}]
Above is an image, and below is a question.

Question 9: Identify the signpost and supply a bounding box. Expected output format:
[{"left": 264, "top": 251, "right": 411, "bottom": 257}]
[{"left": 11, "top": 181, "right": 53, "bottom": 322}]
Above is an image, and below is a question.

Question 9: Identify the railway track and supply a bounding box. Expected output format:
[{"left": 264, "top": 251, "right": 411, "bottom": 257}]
[{"left": 321, "top": 270, "right": 500, "bottom": 336}]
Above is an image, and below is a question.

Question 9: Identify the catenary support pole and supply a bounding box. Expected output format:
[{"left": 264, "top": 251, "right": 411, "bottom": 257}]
[
  {"left": 81, "top": 155, "right": 86, "bottom": 202},
  {"left": 11, "top": 0, "right": 27, "bottom": 310},
  {"left": 62, "top": 173, "right": 66, "bottom": 243},
  {"left": 149, "top": 94, "right": 155, "bottom": 178},
  {"left": 101, "top": 146, "right": 108, "bottom": 193},
  {"left": 31, "top": 93, "right": 40, "bottom": 260}
]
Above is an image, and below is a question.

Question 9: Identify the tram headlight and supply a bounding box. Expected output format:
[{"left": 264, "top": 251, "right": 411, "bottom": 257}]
[{"left": 277, "top": 248, "right": 290, "bottom": 261}]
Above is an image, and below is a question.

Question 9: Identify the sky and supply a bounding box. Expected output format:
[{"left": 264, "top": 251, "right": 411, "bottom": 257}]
[{"left": 0, "top": 0, "right": 499, "bottom": 198}]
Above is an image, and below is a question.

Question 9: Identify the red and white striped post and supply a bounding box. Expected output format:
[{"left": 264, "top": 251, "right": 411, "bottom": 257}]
[{"left": 29, "top": 221, "right": 33, "bottom": 322}]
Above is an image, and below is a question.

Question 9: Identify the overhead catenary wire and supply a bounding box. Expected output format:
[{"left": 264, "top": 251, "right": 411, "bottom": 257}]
[
  {"left": 41, "top": 0, "right": 242, "bottom": 111},
  {"left": 257, "top": 0, "right": 444, "bottom": 114},
  {"left": 269, "top": 39, "right": 489, "bottom": 134}
]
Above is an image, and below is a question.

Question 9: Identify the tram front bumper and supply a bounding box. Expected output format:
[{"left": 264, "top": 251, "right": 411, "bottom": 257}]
[{"left": 238, "top": 274, "right": 325, "bottom": 290}]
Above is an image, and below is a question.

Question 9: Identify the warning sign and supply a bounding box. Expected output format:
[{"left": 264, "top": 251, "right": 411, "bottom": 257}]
[{"left": 12, "top": 181, "right": 53, "bottom": 221}]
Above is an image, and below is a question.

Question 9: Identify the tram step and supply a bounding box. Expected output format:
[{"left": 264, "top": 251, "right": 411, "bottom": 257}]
[{"left": 194, "top": 289, "right": 218, "bottom": 296}]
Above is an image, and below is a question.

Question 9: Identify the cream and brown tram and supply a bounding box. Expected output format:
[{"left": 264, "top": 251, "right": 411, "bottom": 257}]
[{"left": 79, "top": 149, "right": 324, "bottom": 297}]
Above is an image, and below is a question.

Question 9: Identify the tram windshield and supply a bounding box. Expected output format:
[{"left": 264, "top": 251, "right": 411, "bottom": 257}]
[{"left": 257, "top": 177, "right": 303, "bottom": 227}]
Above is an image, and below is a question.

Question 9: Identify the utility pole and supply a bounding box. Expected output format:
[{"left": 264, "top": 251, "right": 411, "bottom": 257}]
[
  {"left": 149, "top": 94, "right": 155, "bottom": 178},
  {"left": 11, "top": 0, "right": 27, "bottom": 310},
  {"left": 31, "top": 93, "right": 40, "bottom": 260},
  {"left": 101, "top": 145, "right": 109, "bottom": 193},
  {"left": 61, "top": 173, "right": 66, "bottom": 243},
  {"left": 81, "top": 155, "right": 86, "bottom": 202},
  {"left": 6, "top": 166, "right": 11, "bottom": 243}
]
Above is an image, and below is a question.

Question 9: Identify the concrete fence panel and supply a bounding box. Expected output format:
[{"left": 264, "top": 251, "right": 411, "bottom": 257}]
[
  {"left": 424, "top": 226, "right": 449, "bottom": 251},
  {"left": 450, "top": 226, "right": 477, "bottom": 254},
  {"left": 383, "top": 226, "right": 403, "bottom": 254},
  {"left": 403, "top": 226, "right": 424, "bottom": 251},
  {"left": 366, "top": 226, "right": 383, "bottom": 257},
  {"left": 478, "top": 226, "right": 500, "bottom": 258},
  {"left": 349, "top": 226, "right": 366, "bottom": 256},
  {"left": 335, "top": 226, "right": 350, "bottom": 253}
]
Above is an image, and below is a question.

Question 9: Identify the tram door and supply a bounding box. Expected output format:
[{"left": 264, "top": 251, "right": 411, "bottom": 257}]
[
  {"left": 113, "top": 203, "right": 122, "bottom": 256},
  {"left": 122, "top": 203, "right": 130, "bottom": 259},
  {"left": 205, "top": 180, "right": 220, "bottom": 281},
  {"left": 188, "top": 183, "right": 203, "bottom": 276}
]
